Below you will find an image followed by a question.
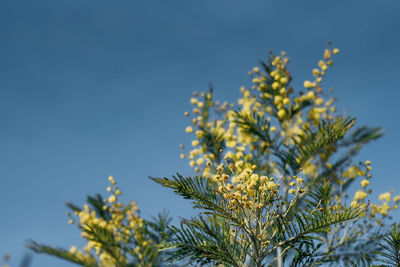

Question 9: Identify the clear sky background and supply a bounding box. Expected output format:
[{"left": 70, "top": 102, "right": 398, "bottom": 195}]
[{"left": 0, "top": 1, "right": 399, "bottom": 266}]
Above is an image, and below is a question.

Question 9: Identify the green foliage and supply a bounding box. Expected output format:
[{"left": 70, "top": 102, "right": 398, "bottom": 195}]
[{"left": 374, "top": 223, "right": 400, "bottom": 266}]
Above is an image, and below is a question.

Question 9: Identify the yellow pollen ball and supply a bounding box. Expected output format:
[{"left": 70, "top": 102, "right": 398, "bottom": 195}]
[
  {"left": 69, "top": 246, "right": 77, "bottom": 254},
  {"left": 354, "top": 190, "right": 367, "bottom": 201},
  {"left": 196, "top": 158, "right": 204, "bottom": 165},
  {"left": 379, "top": 192, "right": 391, "bottom": 202},
  {"left": 277, "top": 109, "right": 286, "bottom": 119},
  {"left": 108, "top": 195, "right": 116, "bottom": 203},
  {"left": 185, "top": 126, "right": 193, "bottom": 133},
  {"left": 272, "top": 82, "right": 280, "bottom": 90},
  {"left": 192, "top": 140, "right": 199, "bottom": 146},
  {"left": 360, "top": 179, "right": 369, "bottom": 188}
]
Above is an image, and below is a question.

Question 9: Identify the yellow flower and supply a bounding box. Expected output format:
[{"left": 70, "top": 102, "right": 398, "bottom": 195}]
[
  {"left": 266, "top": 181, "right": 276, "bottom": 189},
  {"left": 333, "top": 48, "right": 339, "bottom": 54},
  {"left": 324, "top": 49, "right": 331, "bottom": 60},
  {"left": 288, "top": 189, "right": 295, "bottom": 194},
  {"left": 277, "top": 109, "right": 286, "bottom": 119},
  {"left": 192, "top": 140, "right": 199, "bottom": 147},
  {"left": 365, "top": 160, "right": 371, "bottom": 165},
  {"left": 280, "top": 77, "right": 288, "bottom": 84},
  {"left": 360, "top": 179, "right": 369, "bottom": 188},
  {"left": 69, "top": 246, "right": 77, "bottom": 254},
  {"left": 304, "top": 80, "right": 314, "bottom": 88},
  {"left": 283, "top": 98, "right": 290, "bottom": 105},
  {"left": 196, "top": 158, "right": 204, "bottom": 165},
  {"left": 342, "top": 166, "right": 362, "bottom": 179},
  {"left": 108, "top": 176, "right": 115, "bottom": 183},
  {"left": 185, "top": 126, "right": 193, "bottom": 133},
  {"left": 108, "top": 195, "right": 116, "bottom": 203},
  {"left": 379, "top": 192, "right": 391, "bottom": 202},
  {"left": 315, "top": 98, "right": 323, "bottom": 105},
  {"left": 312, "top": 68, "right": 320, "bottom": 76},
  {"left": 272, "top": 82, "right": 280, "bottom": 90},
  {"left": 354, "top": 190, "right": 367, "bottom": 201}
]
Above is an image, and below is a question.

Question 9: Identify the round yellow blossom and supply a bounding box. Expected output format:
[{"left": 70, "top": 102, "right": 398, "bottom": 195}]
[
  {"left": 277, "top": 109, "right": 286, "bottom": 119},
  {"left": 272, "top": 82, "right": 280, "bottom": 90},
  {"left": 280, "top": 77, "right": 288, "bottom": 84},
  {"left": 253, "top": 67, "right": 259, "bottom": 73},
  {"left": 190, "top": 98, "right": 198, "bottom": 104},
  {"left": 312, "top": 68, "right": 320, "bottom": 76},
  {"left": 108, "top": 195, "right": 117, "bottom": 203},
  {"left": 196, "top": 158, "right": 204, "bottom": 165},
  {"left": 270, "top": 126, "right": 277, "bottom": 132},
  {"left": 283, "top": 98, "right": 290, "bottom": 105},
  {"left": 360, "top": 179, "right": 369, "bottom": 188},
  {"left": 379, "top": 192, "right": 391, "bottom": 202},
  {"left": 192, "top": 140, "right": 199, "bottom": 147},
  {"left": 365, "top": 160, "right": 371, "bottom": 165},
  {"left": 315, "top": 98, "right": 323, "bottom": 105},
  {"left": 197, "top": 102, "right": 204, "bottom": 108},
  {"left": 180, "top": 153, "right": 185, "bottom": 159},
  {"left": 394, "top": 195, "right": 400, "bottom": 202},
  {"left": 185, "top": 126, "right": 193, "bottom": 133},
  {"left": 69, "top": 246, "right": 77, "bottom": 254},
  {"left": 333, "top": 48, "right": 339, "bottom": 54},
  {"left": 288, "top": 189, "right": 295, "bottom": 194},
  {"left": 354, "top": 190, "right": 367, "bottom": 201}
]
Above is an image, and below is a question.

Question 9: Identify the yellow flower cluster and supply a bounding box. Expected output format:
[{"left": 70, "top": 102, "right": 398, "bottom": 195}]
[
  {"left": 66, "top": 176, "right": 153, "bottom": 266},
  {"left": 181, "top": 47, "right": 396, "bottom": 250},
  {"left": 212, "top": 156, "right": 304, "bottom": 215}
]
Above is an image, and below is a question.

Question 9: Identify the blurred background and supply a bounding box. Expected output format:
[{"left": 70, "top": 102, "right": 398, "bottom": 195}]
[{"left": 0, "top": 1, "right": 399, "bottom": 266}]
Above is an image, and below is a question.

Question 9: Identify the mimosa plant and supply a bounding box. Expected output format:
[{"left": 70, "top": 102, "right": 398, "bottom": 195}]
[{"left": 28, "top": 45, "right": 400, "bottom": 266}]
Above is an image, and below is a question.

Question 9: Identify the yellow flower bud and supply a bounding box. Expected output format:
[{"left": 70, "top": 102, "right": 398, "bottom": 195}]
[{"left": 360, "top": 179, "right": 369, "bottom": 188}]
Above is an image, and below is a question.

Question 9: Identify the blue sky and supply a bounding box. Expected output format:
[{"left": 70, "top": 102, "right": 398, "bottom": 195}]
[{"left": 0, "top": 1, "right": 399, "bottom": 266}]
